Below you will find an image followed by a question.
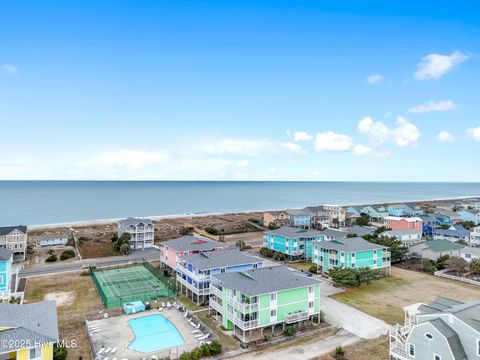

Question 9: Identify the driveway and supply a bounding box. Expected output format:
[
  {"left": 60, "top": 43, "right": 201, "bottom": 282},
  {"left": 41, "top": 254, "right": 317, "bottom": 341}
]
[
  {"left": 320, "top": 280, "right": 389, "bottom": 339},
  {"left": 233, "top": 329, "right": 359, "bottom": 360}
]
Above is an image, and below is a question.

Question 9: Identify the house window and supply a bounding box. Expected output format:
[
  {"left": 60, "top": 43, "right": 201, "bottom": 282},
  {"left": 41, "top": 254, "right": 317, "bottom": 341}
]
[
  {"left": 309, "top": 301, "right": 314, "bottom": 308},
  {"left": 409, "top": 344, "right": 415, "bottom": 357},
  {"left": 270, "top": 293, "right": 276, "bottom": 301},
  {"left": 351, "top": 253, "right": 355, "bottom": 257},
  {"left": 425, "top": 333, "right": 433, "bottom": 340},
  {"left": 30, "top": 347, "right": 41, "bottom": 359},
  {"left": 433, "top": 354, "right": 441, "bottom": 360},
  {"left": 270, "top": 309, "right": 276, "bottom": 317},
  {"left": 309, "top": 286, "right": 313, "bottom": 294},
  {"left": 478, "top": 339, "right": 480, "bottom": 356},
  {"left": 0, "top": 277, "right": 3, "bottom": 285}
]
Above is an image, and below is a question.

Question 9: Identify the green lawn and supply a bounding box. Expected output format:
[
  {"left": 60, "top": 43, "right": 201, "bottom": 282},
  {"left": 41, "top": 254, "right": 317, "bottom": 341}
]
[{"left": 286, "top": 261, "right": 313, "bottom": 272}]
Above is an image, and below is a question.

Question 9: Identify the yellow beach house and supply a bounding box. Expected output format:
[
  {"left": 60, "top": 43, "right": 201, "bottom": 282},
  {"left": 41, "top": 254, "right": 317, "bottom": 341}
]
[{"left": 0, "top": 301, "right": 59, "bottom": 360}]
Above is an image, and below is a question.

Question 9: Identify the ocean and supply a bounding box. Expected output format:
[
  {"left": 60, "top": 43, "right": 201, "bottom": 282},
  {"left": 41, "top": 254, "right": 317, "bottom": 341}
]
[{"left": 0, "top": 181, "right": 479, "bottom": 227}]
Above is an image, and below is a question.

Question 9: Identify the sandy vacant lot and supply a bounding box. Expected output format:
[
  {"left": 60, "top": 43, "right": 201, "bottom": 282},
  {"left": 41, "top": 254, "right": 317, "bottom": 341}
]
[
  {"left": 24, "top": 273, "right": 104, "bottom": 360},
  {"left": 333, "top": 267, "right": 480, "bottom": 324}
]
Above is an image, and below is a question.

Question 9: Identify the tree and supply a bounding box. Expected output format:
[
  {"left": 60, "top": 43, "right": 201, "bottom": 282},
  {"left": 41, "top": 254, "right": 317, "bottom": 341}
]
[
  {"left": 346, "top": 233, "right": 358, "bottom": 238},
  {"left": 363, "top": 234, "right": 408, "bottom": 263},
  {"left": 236, "top": 240, "right": 246, "bottom": 251},
  {"left": 435, "top": 255, "right": 450, "bottom": 271},
  {"left": 111, "top": 233, "right": 118, "bottom": 243},
  {"left": 355, "top": 214, "right": 370, "bottom": 226},
  {"left": 446, "top": 256, "right": 468, "bottom": 276},
  {"left": 180, "top": 226, "right": 194, "bottom": 235},
  {"left": 268, "top": 222, "right": 278, "bottom": 230},
  {"left": 470, "top": 258, "right": 480, "bottom": 280},
  {"left": 332, "top": 218, "right": 339, "bottom": 228},
  {"left": 113, "top": 233, "right": 131, "bottom": 253},
  {"left": 456, "top": 239, "right": 469, "bottom": 246},
  {"left": 120, "top": 243, "right": 130, "bottom": 255}
]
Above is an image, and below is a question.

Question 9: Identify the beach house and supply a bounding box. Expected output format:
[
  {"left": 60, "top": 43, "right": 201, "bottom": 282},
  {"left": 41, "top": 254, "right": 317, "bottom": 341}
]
[
  {"left": 408, "top": 240, "right": 464, "bottom": 261},
  {"left": 0, "top": 248, "right": 13, "bottom": 301},
  {"left": 470, "top": 225, "right": 480, "bottom": 246},
  {"left": 360, "top": 205, "right": 389, "bottom": 222},
  {"left": 285, "top": 209, "right": 312, "bottom": 228},
  {"left": 0, "top": 301, "right": 59, "bottom": 360},
  {"left": 176, "top": 248, "right": 263, "bottom": 305},
  {"left": 460, "top": 246, "right": 480, "bottom": 263},
  {"left": 209, "top": 266, "right": 321, "bottom": 342},
  {"left": 262, "top": 211, "right": 291, "bottom": 227},
  {"left": 384, "top": 216, "right": 423, "bottom": 231},
  {"left": 386, "top": 204, "right": 415, "bottom": 217},
  {"left": 312, "top": 237, "right": 391, "bottom": 274},
  {"left": 383, "top": 230, "right": 423, "bottom": 247},
  {"left": 159, "top": 235, "right": 229, "bottom": 272},
  {"left": 117, "top": 217, "right": 154, "bottom": 249},
  {"left": 262, "top": 227, "right": 323, "bottom": 260},
  {"left": 457, "top": 209, "right": 480, "bottom": 225},
  {"left": 432, "top": 224, "right": 470, "bottom": 244},
  {"left": 390, "top": 297, "right": 480, "bottom": 360},
  {"left": 304, "top": 206, "right": 330, "bottom": 229},
  {"left": 0, "top": 226, "right": 27, "bottom": 262}
]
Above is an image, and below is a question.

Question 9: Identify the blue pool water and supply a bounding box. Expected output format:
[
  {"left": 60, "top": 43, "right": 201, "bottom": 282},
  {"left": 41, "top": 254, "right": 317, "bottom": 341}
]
[{"left": 128, "top": 314, "right": 185, "bottom": 353}]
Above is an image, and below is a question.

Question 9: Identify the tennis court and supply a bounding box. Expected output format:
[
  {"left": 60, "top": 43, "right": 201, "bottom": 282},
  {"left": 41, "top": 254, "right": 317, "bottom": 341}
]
[{"left": 90, "top": 262, "right": 176, "bottom": 308}]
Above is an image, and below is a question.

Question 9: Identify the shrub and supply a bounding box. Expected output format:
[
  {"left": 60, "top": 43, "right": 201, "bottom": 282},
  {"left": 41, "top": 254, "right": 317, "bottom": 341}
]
[
  {"left": 273, "top": 251, "right": 287, "bottom": 261},
  {"left": 178, "top": 341, "right": 222, "bottom": 360},
  {"left": 45, "top": 254, "right": 58, "bottom": 262},
  {"left": 334, "top": 346, "right": 345, "bottom": 358},
  {"left": 53, "top": 344, "right": 68, "bottom": 360},
  {"left": 309, "top": 265, "right": 318, "bottom": 273},
  {"left": 180, "top": 226, "right": 194, "bottom": 235},
  {"left": 60, "top": 249, "right": 75, "bottom": 261},
  {"left": 268, "top": 222, "right": 278, "bottom": 230},
  {"left": 284, "top": 325, "right": 297, "bottom": 336},
  {"left": 204, "top": 227, "right": 219, "bottom": 235},
  {"left": 78, "top": 236, "right": 89, "bottom": 242},
  {"left": 260, "top": 247, "right": 275, "bottom": 258}
]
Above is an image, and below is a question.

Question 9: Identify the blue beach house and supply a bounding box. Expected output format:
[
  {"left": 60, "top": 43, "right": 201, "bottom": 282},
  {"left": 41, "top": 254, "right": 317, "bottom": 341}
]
[
  {"left": 262, "top": 226, "right": 323, "bottom": 260},
  {"left": 0, "top": 248, "right": 13, "bottom": 299},
  {"left": 386, "top": 203, "right": 415, "bottom": 217},
  {"left": 286, "top": 209, "right": 312, "bottom": 228},
  {"left": 176, "top": 248, "right": 263, "bottom": 305},
  {"left": 457, "top": 210, "right": 480, "bottom": 225}
]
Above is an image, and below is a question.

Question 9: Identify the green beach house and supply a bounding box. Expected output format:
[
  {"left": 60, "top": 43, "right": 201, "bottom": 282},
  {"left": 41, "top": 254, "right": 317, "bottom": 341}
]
[
  {"left": 313, "top": 237, "right": 391, "bottom": 275},
  {"left": 208, "top": 266, "right": 321, "bottom": 342}
]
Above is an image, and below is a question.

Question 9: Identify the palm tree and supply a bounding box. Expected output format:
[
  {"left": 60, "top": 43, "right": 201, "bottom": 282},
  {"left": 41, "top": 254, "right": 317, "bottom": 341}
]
[{"left": 470, "top": 258, "right": 480, "bottom": 280}]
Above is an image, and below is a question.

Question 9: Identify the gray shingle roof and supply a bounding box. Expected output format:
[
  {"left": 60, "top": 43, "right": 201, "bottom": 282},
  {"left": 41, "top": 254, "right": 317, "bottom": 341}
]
[
  {"left": 0, "top": 301, "right": 59, "bottom": 352},
  {"left": 340, "top": 226, "right": 376, "bottom": 236},
  {"left": 0, "top": 248, "right": 13, "bottom": 261},
  {"left": 264, "top": 226, "right": 323, "bottom": 238},
  {"left": 318, "top": 228, "right": 348, "bottom": 238},
  {"left": 314, "top": 237, "right": 384, "bottom": 252},
  {"left": 162, "top": 235, "right": 226, "bottom": 252},
  {"left": 430, "top": 318, "right": 467, "bottom": 360},
  {"left": 183, "top": 249, "right": 262, "bottom": 270},
  {"left": 118, "top": 217, "right": 153, "bottom": 227},
  {"left": 212, "top": 266, "right": 320, "bottom": 296},
  {"left": 433, "top": 225, "right": 470, "bottom": 237},
  {"left": 0, "top": 226, "right": 27, "bottom": 236},
  {"left": 383, "top": 229, "right": 422, "bottom": 237}
]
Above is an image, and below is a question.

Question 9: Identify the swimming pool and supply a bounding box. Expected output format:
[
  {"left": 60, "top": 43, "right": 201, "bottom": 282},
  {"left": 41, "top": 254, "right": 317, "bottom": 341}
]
[{"left": 128, "top": 314, "right": 185, "bottom": 353}]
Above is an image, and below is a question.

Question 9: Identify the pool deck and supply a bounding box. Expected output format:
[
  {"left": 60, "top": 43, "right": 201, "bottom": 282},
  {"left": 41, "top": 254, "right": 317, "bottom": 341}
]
[{"left": 89, "top": 307, "right": 205, "bottom": 359}]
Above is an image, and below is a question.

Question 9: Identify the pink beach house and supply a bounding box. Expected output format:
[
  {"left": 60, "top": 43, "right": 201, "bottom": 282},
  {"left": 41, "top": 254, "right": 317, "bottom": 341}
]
[
  {"left": 159, "top": 235, "right": 229, "bottom": 272},
  {"left": 384, "top": 216, "right": 423, "bottom": 231}
]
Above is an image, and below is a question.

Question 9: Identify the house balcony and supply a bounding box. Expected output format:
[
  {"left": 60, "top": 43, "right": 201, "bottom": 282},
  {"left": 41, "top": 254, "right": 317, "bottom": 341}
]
[
  {"left": 229, "top": 296, "right": 259, "bottom": 313},
  {"left": 284, "top": 310, "right": 310, "bottom": 324},
  {"left": 230, "top": 315, "right": 259, "bottom": 330},
  {"left": 210, "top": 284, "right": 223, "bottom": 298},
  {"left": 176, "top": 275, "right": 209, "bottom": 296},
  {"left": 177, "top": 264, "right": 210, "bottom": 282},
  {"left": 209, "top": 298, "right": 223, "bottom": 313},
  {"left": 290, "top": 249, "right": 304, "bottom": 256}
]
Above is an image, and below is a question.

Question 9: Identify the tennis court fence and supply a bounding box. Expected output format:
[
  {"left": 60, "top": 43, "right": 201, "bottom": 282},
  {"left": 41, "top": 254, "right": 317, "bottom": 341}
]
[{"left": 89, "top": 259, "right": 177, "bottom": 308}]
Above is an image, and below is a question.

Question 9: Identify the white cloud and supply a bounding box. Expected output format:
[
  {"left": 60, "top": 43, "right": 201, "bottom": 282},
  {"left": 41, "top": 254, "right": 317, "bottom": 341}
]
[
  {"left": 315, "top": 132, "right": 353, "bottom": 152},
  {"left": 237, "top": 159, "right": 249, "bottom": 167},
  {"left": 437, "top": 131, "right": 455, "bottom": 143},
  {"left": 100, "top": 149, "right": 169, "bottom": 170},
  {"left": 353, "top": 144, "right": 373, "bottom": 156},
  {"left": 311, "top": 171, "right": 321, "bottom": 177},
  {"left": 293, "top": 131, "right": 313, "bottom": 141},
  {"left": 281, "top": 142, "right": 306, "bottom": 154},
  {"left": 414, "top": 51, "right": 470, "bottom": 80},
  {"left": 358, "top": 116, "right": 420, "bottom": 147},
  {"left": 2, "top": 64, "right": 17, "bottom": 74},
  {"left": 366, "top": 74, "right": 384, "bottom": 85},
  {"left": 408, "top": 100, "right": 456, "bottom": 114},
  {"left": 467, "top": 127, "right": 480, "bottom": 141},
  {"left": 202, "top": 138, "right": 273, "bottom": 156}
]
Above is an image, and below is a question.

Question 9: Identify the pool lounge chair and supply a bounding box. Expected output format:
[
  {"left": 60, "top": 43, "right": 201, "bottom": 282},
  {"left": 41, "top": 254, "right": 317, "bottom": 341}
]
[
  {"left": 157, "top": 306, "right": 163, "bottom": 311},
  {"left": 195, "top": 333, "right": 206, "bottom": 338},
  {"left": 183, "top": 310, "right": 188, "bottom": 318},
  {"left": 90, "top": 329, "right": 101, "bottom": 334},
  {"left": 191, "top": 329, "right": 201, "bottom": 334},
  {"left": 167, "top": 302, "right": 172, "bottom": 308},
  {"left": 162, "top": 302, "right": 166, "bottom": 308},
  {"left": 198, "top": 333, "right": 210, "bottom": 340},
  {"left": 97, "top": 348, "right": 105, "bottom": 355},
  {"left": 104, "top": 348, "right": 112, "bottom": 354},
  {"left": 110, "top": 348, "right": 117, "bottom": 355}
]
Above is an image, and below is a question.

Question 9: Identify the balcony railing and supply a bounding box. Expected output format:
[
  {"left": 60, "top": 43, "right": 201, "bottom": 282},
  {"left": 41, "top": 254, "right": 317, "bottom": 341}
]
[
  {"left": 210, "top": 285, "right": 223, "bottom": 298},
  {"left": 230, "top": 315, "right": 259, "bottom": 330},
  {"left": 228, "top": 296, "right": 259, "bottom": 312},
  {"left": 176, "top": 275, "right": 210, "bottom": 295},
  {"left": 284, "top": 311, "right": 310, "bottom": 324},
  {"left": 209, "top": 298, "right": 223, "bottom": 313},
  {"left": 177, "top": 264, "right": 210, "bottom": 282}
]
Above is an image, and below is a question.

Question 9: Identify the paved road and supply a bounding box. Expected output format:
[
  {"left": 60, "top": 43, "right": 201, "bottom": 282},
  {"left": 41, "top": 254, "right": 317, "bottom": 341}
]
[{"left": 19, "top": 247, "right": 161, "bottom": 278}]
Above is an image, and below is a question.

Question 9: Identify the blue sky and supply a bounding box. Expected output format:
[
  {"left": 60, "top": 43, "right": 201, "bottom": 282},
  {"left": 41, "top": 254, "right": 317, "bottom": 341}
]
[{"left": 1, "top": 0, "right": 480, "bottom": 181}]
